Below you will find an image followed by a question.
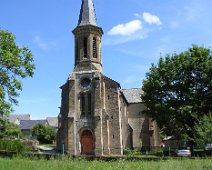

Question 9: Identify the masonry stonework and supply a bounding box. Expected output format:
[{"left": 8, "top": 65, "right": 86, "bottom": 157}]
[{"left": 57, "top": 0, "right": 160, "bottom": 156}]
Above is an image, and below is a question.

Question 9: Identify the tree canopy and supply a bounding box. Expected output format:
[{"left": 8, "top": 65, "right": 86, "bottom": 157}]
[
  {"left": 0, "top": 29, "right": 35, "bottom": 120},
  {"left": 1, "top": 121, "right": 22, "bottom": 138},
  {"left": 193, "top": 114, "right": 212, "bottom": 147},
  {"left": 32, "top": 124, "right": 56, "bottom": 144},
  {"left": 142, "top": 45, "right": 212, "bottom": 142}
]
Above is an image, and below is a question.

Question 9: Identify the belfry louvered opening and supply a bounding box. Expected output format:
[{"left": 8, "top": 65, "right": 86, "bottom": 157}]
[{"left": 93, "top": 37, "right": 97, "bottom": 58}]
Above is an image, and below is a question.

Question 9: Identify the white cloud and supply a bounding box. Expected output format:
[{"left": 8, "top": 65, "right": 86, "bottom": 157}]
[
  {"left": 142, "top": 12, "right": 162, "bottom": 25},
  {"left": 104, "top": 28, "right": 150, "bottom": 45},
  {"left": 105, "top": 13, "right": 162, "bottom": 45},
  {"left": 108, "top": 20, "right": 142, "bottom": 36},
  {"left": 32, "top": 36, "right": 57, "bottom": 50}
]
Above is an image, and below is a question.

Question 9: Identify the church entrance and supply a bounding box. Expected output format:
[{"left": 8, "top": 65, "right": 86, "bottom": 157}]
[{"left": 81, "top": 130, "right": 93, "bottom": 155}]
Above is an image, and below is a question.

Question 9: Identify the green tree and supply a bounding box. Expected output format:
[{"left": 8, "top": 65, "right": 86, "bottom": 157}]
[
  {"left": 4, "top": 121, "right": 22, "bottom": 138},
  {"left": 0, "top": 29, "right": 35, "bottom": 129},
  {"left": 142, "top": 45, "right": 212, "bottom": 142},
  {"left": 0, "top": 120, "right": 21, "bottom": 139},
  {"left": 193, "top": 114, "right": 212, "bottom": 147},
  {"left": 32, "top": 124, "right": 56, "bottom": 144}
]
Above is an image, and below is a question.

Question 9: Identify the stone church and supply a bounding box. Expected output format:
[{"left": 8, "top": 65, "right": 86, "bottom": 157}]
[{"left": 57, "top": 0, "right": 160, "bottom": 156}]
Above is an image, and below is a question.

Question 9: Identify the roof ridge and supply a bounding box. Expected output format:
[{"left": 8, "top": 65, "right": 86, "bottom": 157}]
[
  {"left": 122, "top": 88, "right": 144, "bottom": 104},
  {"left": 122, "top": 88, "right": 142, "bottom": 90}
]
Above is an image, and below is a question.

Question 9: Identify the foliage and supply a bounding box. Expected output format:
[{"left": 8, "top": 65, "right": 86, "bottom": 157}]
[
  {"left": 0, "top": 139, "right": 25, "bottom": 153},
  {"left": 0, "top": 29, "right": 35, "bottom": 119},
  {"left": 0, "top": 118, "right": 8, "bottom": 138},
  {"left": 32, "top": 124, "right": 56, "bottom": 144},
  {"left": 193, "top": 114, "right": 212, "bottom": 148},
  {"left": 155, "top": 150, "right": 164, "bottom": 157},
  {"left": 0, "top": 157, "right": 211, "bottom": 170},
  {"left": 142, "top": 45, "right": 212, "bottom": 142},
  {"left": 4, "top": 122, "right": 22, "bottom": 138},
  {"left": 22, "top": 140, "right": 39, "bottom": 152},
  {"left": 162, "top": 148, "right": 176, "bottom": 157},
  {"left": 0, "top": 119, "right": 21, "bottom": 139},
  {"left": 124, "top": 148, "right": 141, "bottom": 157},
  {"left": 193, "top": 149, "right": 206, "bottom": 157}
]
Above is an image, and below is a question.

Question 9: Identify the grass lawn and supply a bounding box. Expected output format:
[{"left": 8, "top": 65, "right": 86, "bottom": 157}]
[{"left": 0, "top": 157, "right": 211, "bottom": 170}]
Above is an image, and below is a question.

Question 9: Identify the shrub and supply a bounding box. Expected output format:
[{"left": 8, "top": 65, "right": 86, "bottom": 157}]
[
  {"left": 163, "top": 148, "right": 176, "bottom": 156},
  {"left": 32, "top": 124, "right": 56, "bottom": 144},
  {"left": 205, "top": 150, "right": 212, "bottom": 156},
  {"left": 193, "top": 149, "right": 206, "bottom": 157},
  {"left": 155, "top": 150, "right": 164, "bottom": 157},
  {"left": 0, "top": 139, "right": 25, "bottom": 153},
  {"left": 124, "top": 148, "right": 141, "bottom": 157},
  {"left": 22, "top": 140, "right": 39, "bottom": 152}
]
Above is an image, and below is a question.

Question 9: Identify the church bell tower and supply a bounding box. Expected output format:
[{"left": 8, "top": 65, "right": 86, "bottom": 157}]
[
  {"left": 72, "top": 0, "right": 103, "bottom": 73},
  {"left": 57, "top": 0, "right": 128, "bottom": 156}
]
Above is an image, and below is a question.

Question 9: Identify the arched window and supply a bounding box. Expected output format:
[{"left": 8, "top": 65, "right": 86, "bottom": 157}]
[
  {"left": 81, "top": 93, "right": 85, "bottom": 115},
  {"left": 75, "top": 38, "right": 79, "bottom": 62},
  {"left": 93, "top": 37, "right": 97, "bottom": 58},
  {"left": 83, "top": 37, "right": 88, "bottom": 58},
  {"left": 88, "top": 93, "right": 92, "bottom": 115},
  {"left": 80, "top": 92, "right": 92, "bottom": 115}
]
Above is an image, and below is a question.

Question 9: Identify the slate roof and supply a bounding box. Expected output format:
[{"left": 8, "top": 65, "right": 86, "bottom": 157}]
[
  {"left": 46, "top": 117, "right": 58, "bottom": 128},
  {"left": 78, "top": 0, "right": 98, "bottom": 26},
  {"left": 19, "top": 120, "right": 47, "bottom": 130},
  {"left": 8, "top": 114, "right": 30, "bottom": 123},
  {"left": 122, "top": 88, "right": 144, "bottom": 104}
]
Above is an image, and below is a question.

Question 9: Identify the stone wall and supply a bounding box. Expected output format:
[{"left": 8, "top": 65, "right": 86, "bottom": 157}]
[
  {"left": 103, "top": 77, "right": 122, "bottom": 155},
  {"left": 119, "top": 96, "right": 131, "bottom": 149},
  {"left": 57, "top": 75, "right": 160, "bottom": 155},
  {"left": 127, "top": 103, "right": 158, "bottom": 150},
  {"left": 57, "top": 80, "right": 69, "bottom": 152}
]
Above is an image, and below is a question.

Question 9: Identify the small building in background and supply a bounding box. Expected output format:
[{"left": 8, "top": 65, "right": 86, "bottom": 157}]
[
  {"left": 8, "top": 114, "right": 30, "bottom": 125},
  {"left": 3, "top": 114, "right": 58, "bottom": 140},
  {"left": 19, "top": 120, "right": 47, "bottom": 139},
  {"left": 46, "top": 117, "right": 58, "bottom": 129}
]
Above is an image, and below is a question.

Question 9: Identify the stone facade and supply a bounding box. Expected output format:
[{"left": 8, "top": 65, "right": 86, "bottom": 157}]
[{"left": 57, "top": 0, "right": 160, "bottom": 156}]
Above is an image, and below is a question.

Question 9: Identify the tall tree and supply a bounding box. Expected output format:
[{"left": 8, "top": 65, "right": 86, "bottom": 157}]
[
  {"left": 193, "top": 114, "right": 212, "bottom": 148},
  {"left": 142, "top": 45, "right": 212, "bottom": 142},
  {"left": 0, "top": 29, "right": 35, "bottom": 122}
]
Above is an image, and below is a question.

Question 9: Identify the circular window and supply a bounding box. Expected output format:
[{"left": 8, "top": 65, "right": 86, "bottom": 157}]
[{"left": 80, "top": 78, "right": 91, "bottom": 88}]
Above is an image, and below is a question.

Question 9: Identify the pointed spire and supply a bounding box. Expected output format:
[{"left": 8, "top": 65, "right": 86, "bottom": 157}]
[{"left": 78, "top": 0, "right": 98, "bottom": 26}]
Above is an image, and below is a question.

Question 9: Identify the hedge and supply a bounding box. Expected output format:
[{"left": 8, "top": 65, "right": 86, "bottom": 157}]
[{"left": 0, "top": 139, "right": 25, "bottom": 153}]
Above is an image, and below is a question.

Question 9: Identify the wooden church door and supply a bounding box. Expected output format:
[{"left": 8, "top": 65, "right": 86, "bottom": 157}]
[{"left": 81, "top": 130, "right": 93, "bottom": 155}]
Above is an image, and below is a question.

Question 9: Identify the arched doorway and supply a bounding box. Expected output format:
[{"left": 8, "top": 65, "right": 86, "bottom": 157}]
[{"left": 81, "top": 130, "right": 93, "bottom": 155}]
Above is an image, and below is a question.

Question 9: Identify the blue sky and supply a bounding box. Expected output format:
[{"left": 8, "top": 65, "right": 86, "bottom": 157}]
[{"left": 1, "top": 0, "right": 212, "bottom": 119}]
